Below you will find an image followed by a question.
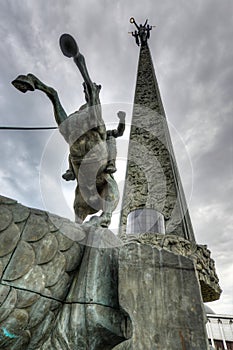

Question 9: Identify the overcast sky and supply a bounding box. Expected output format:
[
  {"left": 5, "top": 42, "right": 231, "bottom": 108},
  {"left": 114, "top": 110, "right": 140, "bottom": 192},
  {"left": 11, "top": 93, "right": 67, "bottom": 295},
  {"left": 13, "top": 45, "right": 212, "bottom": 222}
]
[{"left": 0, "top": 0, "right": 232, "bottom": 315}]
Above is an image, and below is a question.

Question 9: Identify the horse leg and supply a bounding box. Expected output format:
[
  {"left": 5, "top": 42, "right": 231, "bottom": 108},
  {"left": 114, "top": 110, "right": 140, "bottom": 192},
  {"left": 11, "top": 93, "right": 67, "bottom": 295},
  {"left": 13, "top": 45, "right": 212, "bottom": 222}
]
[
  {"left": 74, "top": 185, "right": 86, "bottom": 224},
  {"left": 74, "top": 172, "right": 119, "bottom": 228},
  {"left": 98, "top": 174, "right": 119, "bottom": 228},
  {"left": 27, "top": 74, "right": 68, "bottom": 125},
  {"left": 73, "top": 53, "right": 92, "bottom": 93},
  {"left": 12, "top": 73, "right": 68, "bottom": 125},
  {"left": 73, "top": 184, "right": 98, "bottom": 224},
  {"left": 73, "top": 53, "right": 102, "bottom": 112}
]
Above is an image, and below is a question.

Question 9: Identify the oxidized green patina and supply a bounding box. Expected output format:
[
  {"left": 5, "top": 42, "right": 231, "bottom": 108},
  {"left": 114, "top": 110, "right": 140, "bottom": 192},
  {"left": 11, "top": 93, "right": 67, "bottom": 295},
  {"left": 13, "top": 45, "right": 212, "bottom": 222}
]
[{"left": 12, "top": 34, "right": 125, "bottom": 227}]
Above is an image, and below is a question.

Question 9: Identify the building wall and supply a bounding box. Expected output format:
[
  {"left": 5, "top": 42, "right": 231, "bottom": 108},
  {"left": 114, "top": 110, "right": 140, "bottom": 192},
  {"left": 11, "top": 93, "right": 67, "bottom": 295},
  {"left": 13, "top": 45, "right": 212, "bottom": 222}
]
[{"left": 206, "top": 314, "right": 233, "bottom": 349}]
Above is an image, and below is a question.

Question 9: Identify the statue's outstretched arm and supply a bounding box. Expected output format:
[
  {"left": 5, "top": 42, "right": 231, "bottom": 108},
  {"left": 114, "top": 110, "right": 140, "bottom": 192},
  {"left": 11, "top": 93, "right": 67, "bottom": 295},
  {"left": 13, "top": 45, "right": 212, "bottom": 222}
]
[{"left": 112, "top": 111, "right": 126, "bottom": 138}]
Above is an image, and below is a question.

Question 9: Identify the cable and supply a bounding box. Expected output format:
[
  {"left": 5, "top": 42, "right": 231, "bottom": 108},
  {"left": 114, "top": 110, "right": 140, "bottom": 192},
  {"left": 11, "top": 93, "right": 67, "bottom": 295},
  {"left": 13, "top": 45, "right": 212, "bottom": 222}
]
[{"left": 0, "top": 126, "right": 58, "bottom": 130}]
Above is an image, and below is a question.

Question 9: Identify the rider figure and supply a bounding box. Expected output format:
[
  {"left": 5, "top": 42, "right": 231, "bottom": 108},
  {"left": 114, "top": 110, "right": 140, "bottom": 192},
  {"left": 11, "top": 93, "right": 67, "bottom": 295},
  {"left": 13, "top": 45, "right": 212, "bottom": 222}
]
[
  {"left": 62, "top": 110, "right": 126, "bottom": 181},
  {"left": 131, "top": 18, "right": 153, "bottom": 46},
  {"left": 105, "top": 110, "right": 125, "bottom": 174}
]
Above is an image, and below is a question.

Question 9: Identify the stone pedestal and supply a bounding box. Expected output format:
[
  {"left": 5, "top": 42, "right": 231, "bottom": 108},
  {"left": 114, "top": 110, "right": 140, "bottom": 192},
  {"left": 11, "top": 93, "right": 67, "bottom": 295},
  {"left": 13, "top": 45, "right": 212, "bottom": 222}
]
[
  {"left": 0, "top": 196, "right": 221, "bottom": 349},
  {"left": 40, "top": 227, "right": 132, "bottom": 350},
  {"left": 115, "top": 242, "right": 209, "bottom": 350}
]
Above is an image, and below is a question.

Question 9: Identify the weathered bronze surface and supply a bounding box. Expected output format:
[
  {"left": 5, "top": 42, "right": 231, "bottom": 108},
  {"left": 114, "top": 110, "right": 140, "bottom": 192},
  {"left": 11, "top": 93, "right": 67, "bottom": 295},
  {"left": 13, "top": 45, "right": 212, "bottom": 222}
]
[
  {"left": 0, "top": 195, "right": 131, "bottom": 349},
  {"left": 12, "top": 34, "right": 125, "bottom": 228}
]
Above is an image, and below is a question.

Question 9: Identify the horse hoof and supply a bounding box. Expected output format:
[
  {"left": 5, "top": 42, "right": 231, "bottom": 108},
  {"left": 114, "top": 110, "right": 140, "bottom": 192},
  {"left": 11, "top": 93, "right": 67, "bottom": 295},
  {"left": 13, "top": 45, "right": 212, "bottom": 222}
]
[
  {"left": 11, "top": 75, "right": 35, "bottom": 93},
  {"left": 62, "top": 170, "right": 75, "bottom": 181},
  {"left": 87, "top": 215, "right": 110, "bottom": 228},
  {"left": 59, "top": 33, "right": 79, "bottom": 58}
]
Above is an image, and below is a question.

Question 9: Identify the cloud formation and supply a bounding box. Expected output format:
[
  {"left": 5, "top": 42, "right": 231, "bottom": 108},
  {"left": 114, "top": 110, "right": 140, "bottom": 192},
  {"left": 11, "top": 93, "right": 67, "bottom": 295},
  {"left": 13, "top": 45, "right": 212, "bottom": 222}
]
[{"left": 0, "top": 0, "right": 232, "bottom": 314}]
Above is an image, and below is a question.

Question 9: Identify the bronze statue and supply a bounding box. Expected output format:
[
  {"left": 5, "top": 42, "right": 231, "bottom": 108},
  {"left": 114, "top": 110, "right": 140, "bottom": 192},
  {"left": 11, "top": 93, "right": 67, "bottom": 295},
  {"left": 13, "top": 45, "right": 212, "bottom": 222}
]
[
  {"left": 130, "top": 17, "right": 153, "bottom": 46},
  {"left": 12, "top": 34, "right": 125, "bottom": 227},
  {"left": 63, "top": 110, "right": 125, "bottom": 180}
]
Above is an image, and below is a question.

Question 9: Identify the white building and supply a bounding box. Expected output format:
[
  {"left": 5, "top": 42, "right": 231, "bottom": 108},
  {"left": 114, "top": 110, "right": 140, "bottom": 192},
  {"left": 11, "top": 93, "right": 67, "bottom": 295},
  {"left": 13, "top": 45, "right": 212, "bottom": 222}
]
[{"left": 205, "top": 305, "right": 233, "bottom": 350}]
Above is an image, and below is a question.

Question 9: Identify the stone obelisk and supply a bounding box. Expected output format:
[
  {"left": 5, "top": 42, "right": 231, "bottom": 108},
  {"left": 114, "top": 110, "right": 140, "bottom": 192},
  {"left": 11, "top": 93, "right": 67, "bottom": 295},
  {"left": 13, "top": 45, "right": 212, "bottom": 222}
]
[
  {"left": 114, "top": 18, "right": 221, "bottom": 350},
  {"left": 119, "top": 18, "right": 195, "bottom": 241}
]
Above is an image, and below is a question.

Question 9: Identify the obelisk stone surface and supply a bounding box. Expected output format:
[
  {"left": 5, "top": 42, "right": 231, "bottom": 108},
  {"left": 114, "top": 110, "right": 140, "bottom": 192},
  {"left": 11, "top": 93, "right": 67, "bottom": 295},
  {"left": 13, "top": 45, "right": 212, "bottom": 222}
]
[{"left": 120, "top": 43, "right": 195, "bottom": 242}]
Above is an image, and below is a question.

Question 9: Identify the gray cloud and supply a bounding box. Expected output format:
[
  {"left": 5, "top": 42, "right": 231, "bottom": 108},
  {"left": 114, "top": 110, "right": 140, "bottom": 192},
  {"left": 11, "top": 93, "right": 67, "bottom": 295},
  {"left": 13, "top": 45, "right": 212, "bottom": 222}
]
[{"left": 0, "top": 0, "right": 232, "bottom": 314}]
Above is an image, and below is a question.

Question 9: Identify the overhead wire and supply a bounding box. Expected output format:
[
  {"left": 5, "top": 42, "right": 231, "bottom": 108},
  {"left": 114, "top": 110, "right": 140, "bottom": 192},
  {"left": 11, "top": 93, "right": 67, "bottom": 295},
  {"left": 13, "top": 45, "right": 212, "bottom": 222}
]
[{"left": 0, "top": 126, "right": 58, "bottom": 130}]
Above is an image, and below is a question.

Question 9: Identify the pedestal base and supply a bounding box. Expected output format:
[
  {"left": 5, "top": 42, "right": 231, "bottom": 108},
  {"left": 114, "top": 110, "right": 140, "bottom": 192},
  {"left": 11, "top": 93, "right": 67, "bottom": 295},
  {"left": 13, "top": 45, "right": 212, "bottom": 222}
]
[{"left": 115, "top": 242, "right": 209, "bottom": 350}]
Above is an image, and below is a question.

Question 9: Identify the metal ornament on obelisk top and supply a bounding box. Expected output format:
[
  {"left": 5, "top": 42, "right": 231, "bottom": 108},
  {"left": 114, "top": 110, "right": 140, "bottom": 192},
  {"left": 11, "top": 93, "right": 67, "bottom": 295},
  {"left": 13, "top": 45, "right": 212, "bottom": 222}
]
[{"left": 0, "top": 18, "right": 221, "bottom": 350}]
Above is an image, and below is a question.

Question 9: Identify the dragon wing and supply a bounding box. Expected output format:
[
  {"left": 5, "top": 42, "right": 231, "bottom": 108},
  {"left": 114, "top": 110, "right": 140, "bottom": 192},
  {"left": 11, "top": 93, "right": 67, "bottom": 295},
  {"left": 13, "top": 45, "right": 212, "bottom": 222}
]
[{"left": 0, "top": 195, "right": 85, "bottom": 349}]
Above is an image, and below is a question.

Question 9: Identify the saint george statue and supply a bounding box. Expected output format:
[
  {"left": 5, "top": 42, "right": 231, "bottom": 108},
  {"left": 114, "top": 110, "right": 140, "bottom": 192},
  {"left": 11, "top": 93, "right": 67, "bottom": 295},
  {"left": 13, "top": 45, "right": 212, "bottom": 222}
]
[{"left": 12, "top": 34, "right": 125, "bottom": 227}]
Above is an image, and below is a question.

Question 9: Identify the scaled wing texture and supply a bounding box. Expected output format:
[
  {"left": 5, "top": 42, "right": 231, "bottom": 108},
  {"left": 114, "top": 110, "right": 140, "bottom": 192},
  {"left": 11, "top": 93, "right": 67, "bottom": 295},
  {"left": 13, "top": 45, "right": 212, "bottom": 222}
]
[{"left": 0, "top": 195, "right": 85, "bottom": 349}]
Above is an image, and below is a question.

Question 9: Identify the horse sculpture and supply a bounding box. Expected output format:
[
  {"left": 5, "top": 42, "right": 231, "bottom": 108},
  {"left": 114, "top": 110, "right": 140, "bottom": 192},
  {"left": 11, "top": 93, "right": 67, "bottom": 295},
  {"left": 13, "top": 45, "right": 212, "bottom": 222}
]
[{"left": 12, "top": 34, "right": 124, "bottom": 227}]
